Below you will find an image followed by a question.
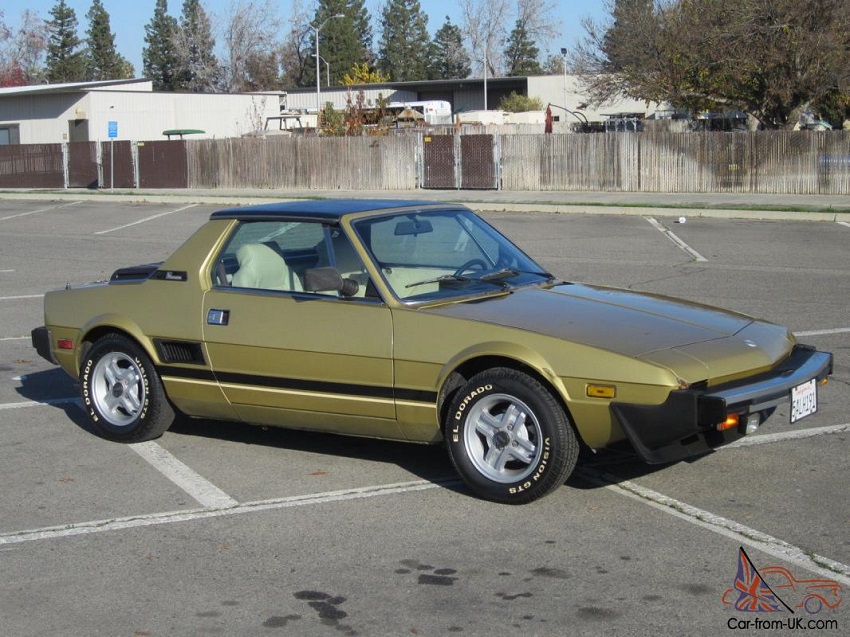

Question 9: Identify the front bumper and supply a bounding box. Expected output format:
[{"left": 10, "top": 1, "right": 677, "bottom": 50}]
[{"left": 611, "top": 345, "right": 833, "bottom": 464}]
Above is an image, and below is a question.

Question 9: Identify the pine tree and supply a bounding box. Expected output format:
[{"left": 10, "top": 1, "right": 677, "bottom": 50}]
[
  {"left": 429, "top": 17, "right": 470, "bottom": 80},
  {"left": 46, "top": 0, "right": 86, "bottom": 83},
  {"left": 143, "top": 0, "right": 178, "bottom": 90},
  {"left": 305, "top": 0, "right": 373, "bottom": 87},
  {"left": 85, "top": 0, "right": 129, "bottom": 80},
  {"left": 175, "top": 0, "right": 218, "bottom": 91},
  {"left": 504, "top": 18, "right": 542, "bottom": 76},
  {"left": 378, "top": 0, "right": 430, "bottom": 81}
]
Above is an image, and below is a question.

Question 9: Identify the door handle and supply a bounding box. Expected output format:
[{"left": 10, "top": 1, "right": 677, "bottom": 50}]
[{"left": 207, "top": 309, "right": 230, "bottom": 325}]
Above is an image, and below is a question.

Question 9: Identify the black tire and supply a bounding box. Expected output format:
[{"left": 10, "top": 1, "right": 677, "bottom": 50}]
[
  {"left": 80, "top": 333, "right": 176, "bottom": 443},
  {"left": 445, "top": 368, "right": 578, "bottom": 504}
]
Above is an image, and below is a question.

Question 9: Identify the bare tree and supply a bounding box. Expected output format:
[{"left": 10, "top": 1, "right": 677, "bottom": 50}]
[
  {"left": 279, "top": 0, "right": 312, "bottom": 87},
  {"left": 460, "top": 0, "right": 559, "bottom": 78},
  {"left": 1, "top": 9, "right": 50, "bottom": 85},
  {"left": 514, "top": 0, "right": 560, "bottom": 44},
  {"left": 459, "top": 0, "right": 511, "bottom": 76},
  {"left": 219, "top": 0, "right": 282, "bottom": 91}
]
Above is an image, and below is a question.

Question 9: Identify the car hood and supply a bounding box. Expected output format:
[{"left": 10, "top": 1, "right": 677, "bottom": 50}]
[{"left": 424, "top": 283, "right": 793, "bottom": 380}]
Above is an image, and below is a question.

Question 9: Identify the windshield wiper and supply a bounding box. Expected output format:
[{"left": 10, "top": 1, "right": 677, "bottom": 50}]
[
  {"left": 406, "top": 273, "right": 510, "bottom": 291},
  {"left": 405, "top": 274, "right": 472, "bottom": 289},
  {"left": 481, "top": 268, "right": 555, "bottom": 283},
  {"left": 480, "top": 268, "right": 520, "bottom": 281}
]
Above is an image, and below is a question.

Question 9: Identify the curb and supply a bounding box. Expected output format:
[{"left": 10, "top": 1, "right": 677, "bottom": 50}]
[{"left": 1, "top": 189, "right": 849, "bottom": 223}]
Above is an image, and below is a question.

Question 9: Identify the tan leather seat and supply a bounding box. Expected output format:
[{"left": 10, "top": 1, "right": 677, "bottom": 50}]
[{"left": 231, "top": 243, "right": 303, "bottom": 291}]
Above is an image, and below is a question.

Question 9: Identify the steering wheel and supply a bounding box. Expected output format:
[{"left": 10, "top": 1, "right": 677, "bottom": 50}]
[{"left": 453, "top": 259, "right": 488, "bottom": 277}]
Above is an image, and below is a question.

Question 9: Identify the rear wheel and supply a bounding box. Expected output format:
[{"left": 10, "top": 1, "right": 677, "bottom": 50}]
[
  {"left": 80, "top": 334, "right": 175, "bottom": 442},
  {"left": 445, "top": 368, "right": 578, "bottom": 504}
]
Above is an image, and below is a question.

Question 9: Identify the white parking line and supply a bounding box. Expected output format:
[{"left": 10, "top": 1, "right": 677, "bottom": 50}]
[
  {"left": 130, "top": 441, "right": 238, "bottom": 509},
  {"left": 0, "top": 336, "right": 29, "bottom": 342},
  {"left": 795, "top": 327, "right": 850, "bottom": 337},
  {"left": 0, "top": 294, "right": 43, "bottom": 301},
  {"left": 576, "top": 467, "right": 850, "bottom": 585},
  {"left": 0, "top": 480, "right": 445, "bottom": 546},
  {"left": 837, "top": 221, "right": 850, "bottom": 229},
  {"left": 644, "top": 216, "right": 709, "bottom": 262},
  {"left": 0, "top": 201, "right": 82, "bottom": 222},
  {"left": 2, "top": 362, "right": 847, "bottom": 583},
  {"left": 725, "top": 423, "right": 850, "bottom": 448},
  {"left": 0, "top": 397, "right": 80, "bottom": 411},
  {"left": 95, "top": 204, "right": 198, "bottom": 235}
]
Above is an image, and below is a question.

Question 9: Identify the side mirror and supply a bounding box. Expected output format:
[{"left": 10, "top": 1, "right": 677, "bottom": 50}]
[{"left": 304, "top": 267, "right": 359, "bottom": 297}]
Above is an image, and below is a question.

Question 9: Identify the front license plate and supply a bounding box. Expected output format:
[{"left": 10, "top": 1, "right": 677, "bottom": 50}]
[{"left": 790, "top": 379, "right": 817, "bottom": 423}]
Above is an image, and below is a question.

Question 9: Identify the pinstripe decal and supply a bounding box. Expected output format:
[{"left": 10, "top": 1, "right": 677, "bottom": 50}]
[{"left": 157, "top": 365, "right": 437, "bottom": 404}]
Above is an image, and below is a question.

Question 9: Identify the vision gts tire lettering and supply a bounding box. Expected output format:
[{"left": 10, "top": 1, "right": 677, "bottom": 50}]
[
  {"left": 446, "top": 368, "right": 578, "bottom": 504},
  {"left": 81, "top": 334, "right": 175, "bottom": 442}
]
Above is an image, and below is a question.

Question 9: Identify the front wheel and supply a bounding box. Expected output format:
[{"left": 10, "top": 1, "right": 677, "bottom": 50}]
[
  {"left": 80, "top": 334, "right": 175, "bottom": 443},
  {"left": 445, "top": 368, "right": 578, "bottom": 504}
]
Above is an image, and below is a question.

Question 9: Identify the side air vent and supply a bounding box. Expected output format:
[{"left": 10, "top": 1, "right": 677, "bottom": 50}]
[{"left": 154, "top": 340, "right": 206, "bottom": 365}]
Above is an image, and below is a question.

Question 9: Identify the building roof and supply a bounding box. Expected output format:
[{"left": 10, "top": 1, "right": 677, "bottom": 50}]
[{"left": 0, "top": 78, "right": 152, "bottom": 97}]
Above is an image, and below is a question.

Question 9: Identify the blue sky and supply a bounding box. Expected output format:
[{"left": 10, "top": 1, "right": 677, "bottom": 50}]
[{"left": 2, "top": 0, "right": 608, "bottom": 75}]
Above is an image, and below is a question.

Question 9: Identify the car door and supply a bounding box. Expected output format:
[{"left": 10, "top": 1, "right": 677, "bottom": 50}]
[{"left": 201, "top": 219, "right": 398, "bottom": 437}]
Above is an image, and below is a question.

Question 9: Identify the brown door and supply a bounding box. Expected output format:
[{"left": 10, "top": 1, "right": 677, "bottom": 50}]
[
  {"left": 423, "top": 135, "right": 456, "bottom": 188},
  {"left": 101, "top": 141, "right": 135, "bottom": 189},
  {"left": 138, "top": 140, "right": 188, "bottom": 188},
  {"left": 460, "top": 135, "right": 496, "bottom": 189},
  {"left": 67, "top": 142, "right": 98, "bottom": 189}
]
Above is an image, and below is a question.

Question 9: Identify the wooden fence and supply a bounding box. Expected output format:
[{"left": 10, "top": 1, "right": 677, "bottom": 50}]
[
  {"left": 500, "top": 131, "right": 850, "bottom": 194},
  {"left": 187, "top": 136, "right": 418, "bottom": 190},
  {"left": 1, "top": 130, "right": 848, "bottom": 194}
]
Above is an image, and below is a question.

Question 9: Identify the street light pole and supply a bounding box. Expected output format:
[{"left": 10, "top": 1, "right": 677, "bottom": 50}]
[
  {"left": 313, "top": 54, "right": 330, "bottom": 87},
  {"left": 314, "top": 13, "right": 344, "bottom": 130}
]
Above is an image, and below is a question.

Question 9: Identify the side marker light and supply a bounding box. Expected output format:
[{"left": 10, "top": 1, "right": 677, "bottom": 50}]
[{"left": 586, "top": 384, "right": 616, "bottom": 399}]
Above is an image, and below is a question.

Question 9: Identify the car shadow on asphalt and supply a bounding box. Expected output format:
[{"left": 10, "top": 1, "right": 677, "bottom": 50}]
[
  {"left": 169, "top": 415, "right": 461, "bottom": 486},
  {"left": 15, "top": 369, "right": 691, "bottom": 498}
]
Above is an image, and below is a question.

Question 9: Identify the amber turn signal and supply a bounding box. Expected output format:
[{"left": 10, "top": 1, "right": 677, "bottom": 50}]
[{"left": 717, "top": 414, "right": 739, "bottom": 431}]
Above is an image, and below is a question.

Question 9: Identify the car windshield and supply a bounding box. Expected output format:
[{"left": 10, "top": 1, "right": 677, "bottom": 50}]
[{"left": 353, "top": 208, "right": 552, "bottom": 302}]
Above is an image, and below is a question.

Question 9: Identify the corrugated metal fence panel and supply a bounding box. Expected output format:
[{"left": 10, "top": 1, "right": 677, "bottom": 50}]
[
  {"left": 0, "top": 144, "right": 64, "bottom": 188},
  {"left": 101, "top": 141, "right": 135, "bottom": 189},
  {"left": 187, "top": 136, "right": 417, "bottom": 190},
  {"left": 460, "top": 135, "right": 496, "bottom": 189},
  {"left": 138, "top": 140, "right": 188, "bottom": 188},
  {"left": 423, "top": 135, "right": 456, "bottom": 188},
  {"left": 67, "top": 142, "right": 98, "bottom": 189}
]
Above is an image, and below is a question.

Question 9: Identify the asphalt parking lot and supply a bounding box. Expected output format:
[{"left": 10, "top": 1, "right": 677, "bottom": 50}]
[{"left": 1, "top": 198, "right": 848, "bottom": 636}]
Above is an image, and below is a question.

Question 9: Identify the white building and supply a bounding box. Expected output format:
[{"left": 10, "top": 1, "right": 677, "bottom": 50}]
[
  {"left": 0, "top": 79, "right": 284, "bottom": 144},
  {"left": 1, "top": 75, "right": 663, "bottom": 146}
]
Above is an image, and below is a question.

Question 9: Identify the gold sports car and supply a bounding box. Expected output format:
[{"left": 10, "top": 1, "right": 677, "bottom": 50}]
[{"left": 31, "top": 200, "right": 833, "bottom": 504}]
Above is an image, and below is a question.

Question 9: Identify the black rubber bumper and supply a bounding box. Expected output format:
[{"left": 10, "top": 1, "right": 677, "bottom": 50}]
[
  {"left": 611, "top": 346, "right": 833, "bottom": 464},
  {"left": 31, "top": 326, "right": 55, "bottom": 364}
]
